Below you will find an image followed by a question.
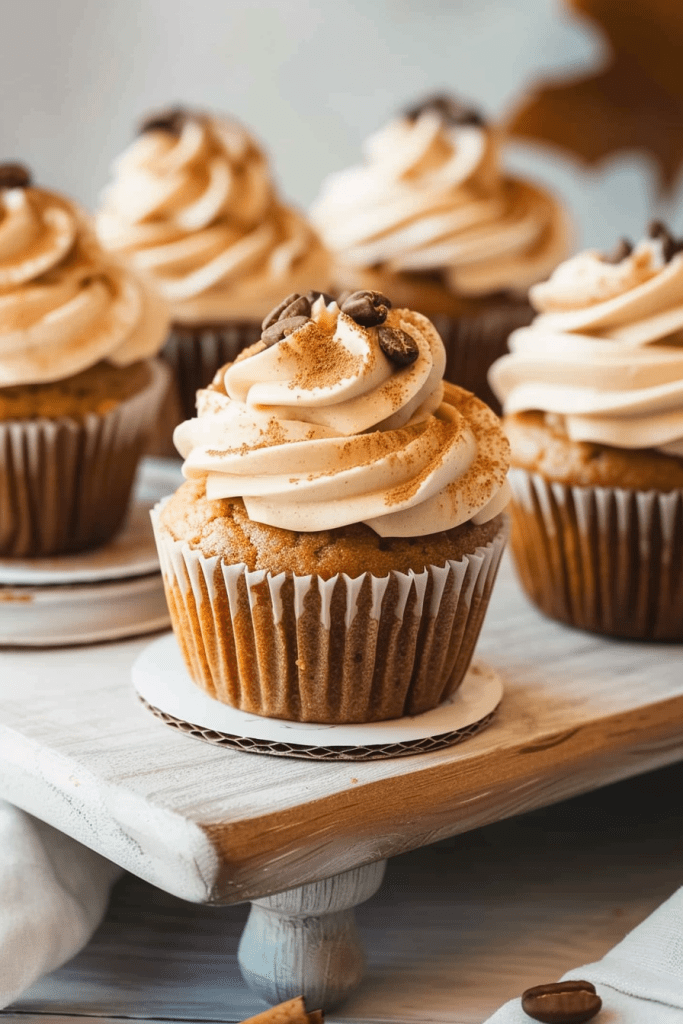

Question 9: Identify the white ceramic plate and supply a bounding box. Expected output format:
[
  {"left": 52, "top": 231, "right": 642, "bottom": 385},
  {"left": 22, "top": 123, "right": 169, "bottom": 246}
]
[
  {"left": 0, "top": 457, "right": 183, "bottom": 586},
  {"left": 0, "top": 574, "right": 170, "bottom": 647}
]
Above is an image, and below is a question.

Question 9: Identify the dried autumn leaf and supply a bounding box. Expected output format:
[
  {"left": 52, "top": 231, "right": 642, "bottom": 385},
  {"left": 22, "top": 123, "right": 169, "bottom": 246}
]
[{"left": 505, "top": 0, "right": 683, "bottom": 193}]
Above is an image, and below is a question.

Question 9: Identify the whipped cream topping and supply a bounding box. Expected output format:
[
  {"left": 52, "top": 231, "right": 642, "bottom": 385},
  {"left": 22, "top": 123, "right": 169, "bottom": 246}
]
[
  {"left": 174, "top": 297, "right": 510, "bottom": 536},
  {"left": 97, "top": 111, "right": 330, "bottom": 323},
  {"left": 0, "top": 183, "right": 168, "bottom": 386},
  {"left": 311, "top": 104, "right": 570, "bottom": 297},
  {"left": 489, "top": 236, "right": 683, "bottom": 456}
]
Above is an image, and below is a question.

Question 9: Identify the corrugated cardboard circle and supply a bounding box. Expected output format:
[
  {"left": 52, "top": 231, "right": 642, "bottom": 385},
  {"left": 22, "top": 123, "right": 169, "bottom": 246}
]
[{"left": 133, "top": 632, "right": 503, "bottom": 760}]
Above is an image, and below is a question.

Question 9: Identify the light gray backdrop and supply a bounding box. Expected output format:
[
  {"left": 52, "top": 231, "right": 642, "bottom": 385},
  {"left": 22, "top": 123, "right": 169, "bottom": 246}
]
[{"left": 2, "top": 0, "right": 680, "bottom": 249}]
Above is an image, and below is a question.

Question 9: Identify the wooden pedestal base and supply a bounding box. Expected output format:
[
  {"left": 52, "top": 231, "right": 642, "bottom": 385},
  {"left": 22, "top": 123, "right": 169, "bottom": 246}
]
[{"left": 238, "top": 860, "right": 387, "bottom": 1010}]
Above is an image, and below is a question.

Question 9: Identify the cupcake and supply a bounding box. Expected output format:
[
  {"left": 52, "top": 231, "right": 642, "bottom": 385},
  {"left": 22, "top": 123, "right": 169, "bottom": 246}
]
[
  {"left": 310, "top": 94, "right": 571, "bottom": 412},
  {"left": 96, "top": 106, "right": 330, "bottom": 444},
  {"left": 489, "top": 223, "right": 683, "bottom": 640},
  {"left": 0, "top": 163, "right": 170, "bottom": 557},
  {"left": 152, "top": 288, "right": 510, "bottom": 724}
]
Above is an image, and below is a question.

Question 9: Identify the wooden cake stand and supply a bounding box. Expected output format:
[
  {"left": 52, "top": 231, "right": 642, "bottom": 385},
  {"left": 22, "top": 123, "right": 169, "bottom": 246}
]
[{"left": 1, "top": 547, "right": 682, "bottom": 1008}]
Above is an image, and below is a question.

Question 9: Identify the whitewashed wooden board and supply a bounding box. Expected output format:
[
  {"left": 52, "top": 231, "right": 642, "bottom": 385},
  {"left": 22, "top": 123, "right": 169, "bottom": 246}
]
[
  {"left": 7, "top": 762, "right": 683, "bottom": 1024},
  {"left": 0, "top": 555, "right": 682, "bottom": 905}
]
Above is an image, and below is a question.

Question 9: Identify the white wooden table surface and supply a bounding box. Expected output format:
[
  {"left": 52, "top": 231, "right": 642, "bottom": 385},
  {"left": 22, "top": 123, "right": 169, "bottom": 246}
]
[
  {"left": 2, "top": 539, "right": 683, "bottom": 1008},
  {"left": 4, "top": 759, "right": 682, "bottom": 1024},
  {"left": 1, "top": 555, "right": 682, "bottom": 906}
]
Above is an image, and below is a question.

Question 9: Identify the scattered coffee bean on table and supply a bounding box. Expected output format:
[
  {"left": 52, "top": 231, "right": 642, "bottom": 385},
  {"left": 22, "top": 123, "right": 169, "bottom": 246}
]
[{"left": 521, "top": 980, "right": 602, "bottom": 1023}]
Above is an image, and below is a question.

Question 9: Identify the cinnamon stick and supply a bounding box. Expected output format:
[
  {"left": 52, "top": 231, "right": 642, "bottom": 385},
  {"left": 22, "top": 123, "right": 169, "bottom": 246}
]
[{"left": 240, "top": 996, "right": 324, "bottom": 1024}]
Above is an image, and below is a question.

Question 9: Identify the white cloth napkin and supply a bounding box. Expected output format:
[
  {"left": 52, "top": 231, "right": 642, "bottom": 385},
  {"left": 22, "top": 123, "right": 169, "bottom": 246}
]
[
  {"left": 485, "top": 886, "right": 683, "bottom": 1022},
  {"left": 0, "top": 799, "right": 122, "bottom": 1009}
]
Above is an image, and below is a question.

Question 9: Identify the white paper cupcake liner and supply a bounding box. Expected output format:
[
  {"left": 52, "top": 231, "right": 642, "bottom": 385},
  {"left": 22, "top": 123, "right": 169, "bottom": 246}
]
[
  {"left": 163, "top": 321, "right": 262, "bottom": 421},
  {"left": 0, "top": 359, "right": 169, "bottom": 557},
  {"left": 508, "top": 468, "right": 683, "bottom": 640},
  {"left": 151, "top": 505, "right": 507, "bottom": 723},
  {"left": 432, "top": 298, "right": 534, "bottom": 415}
]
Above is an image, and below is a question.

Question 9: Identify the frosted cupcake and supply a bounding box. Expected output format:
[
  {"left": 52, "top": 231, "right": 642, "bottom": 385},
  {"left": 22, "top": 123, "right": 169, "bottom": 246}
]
[
  {"left": 0, "top": 163, "right": 169, "bottom": 557},
  {"left": 311, "top": 94, "right": 570, "bottom": 411},
  {"left": 152, "top": 288, "right": 510, "bottom": 723},
  {"left": 97, "top": 107, "right": 330, "bottom": 436},
  {"left": 489, "top": 223, "right": 683, "bottom": 640}
]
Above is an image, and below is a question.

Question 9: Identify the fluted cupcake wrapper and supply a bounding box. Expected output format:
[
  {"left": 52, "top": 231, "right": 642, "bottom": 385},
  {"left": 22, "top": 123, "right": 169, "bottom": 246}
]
[
  {"left": 0, "top": 359, "right": 170, "bottom": 558},
  {"left": 508, "top": 468, "right": 683, "bottom": 641},
  {"left": 151, "top": 507, "right": 507, "bottom": 724},
  {"left": 432, "top": 299, "right": 533, "bottom": 415},
  {"left": 166, "top": 321, "right": 262, "bottom": 420}
]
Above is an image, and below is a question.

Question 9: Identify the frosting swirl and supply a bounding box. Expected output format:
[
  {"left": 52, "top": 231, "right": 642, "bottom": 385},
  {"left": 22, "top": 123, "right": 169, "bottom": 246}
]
[
  {"left": 310, "top": 99, "right": 570, "bottom": 298},
  {"left": 489, "top": 234, "right": 683, "bottom": 456},
  {"left": 0, "top": 180, "right": 168, "bottom": 387},
  {"left": 97, "top": 111, "right": 330, "bottom": 324},
  {"left": 174, "top": 295, "right": 510, "bottom": 536}
]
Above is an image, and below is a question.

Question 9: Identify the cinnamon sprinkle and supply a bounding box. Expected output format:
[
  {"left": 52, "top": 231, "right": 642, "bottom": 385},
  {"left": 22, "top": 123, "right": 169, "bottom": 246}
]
[{"left": 279, "top": 318, "right": 363, "bottom": 391}]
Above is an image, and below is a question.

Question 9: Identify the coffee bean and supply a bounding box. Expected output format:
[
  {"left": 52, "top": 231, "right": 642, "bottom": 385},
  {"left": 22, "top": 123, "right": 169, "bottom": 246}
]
[
  {"left": 305, "top": 290, "right": 336, "bottom": 306},
  {"left": 261, "top": 315, "right": 310, "bottom": 347},
  {"left": 0, "top": 163, "right": 31, "bottom": 190},
  {"left": 280, "top": 294, "right": 312, "bottom": 320},
  {"left": 340, "top": 290, "right": 392, "bottom": 327},
  {"left": 521, "top": 980, "right": 602, "bottom": 1024},
  {"left": 377, "top": 325, "right": 419, "bottom": 366},
  {"left": 648, "top": 219, "right": 683, "bottom": 263},
  {"left": 261, "top": 293, "right": 302, "bottom": 331},
  {"left": 404, "top": 93, "right": 485, "bottom": 127},
  {"left": 139, "top": 106, "right": 187, "bottom": 136},
  {"left": 602, "top": 237, "right": 632, "bottom": 264}
]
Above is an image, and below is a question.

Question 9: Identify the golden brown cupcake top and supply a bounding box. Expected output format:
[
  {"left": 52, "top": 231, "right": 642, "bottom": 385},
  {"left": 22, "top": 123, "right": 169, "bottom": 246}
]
[
  {"left": 0, "top": 360, "right": 151, "bottom": 422},
  {"left": 160, "top": 476, "right": 505, "bottom": 578},
  {"left": 505, "top": 410, "right": 683, "bottom": 490}
]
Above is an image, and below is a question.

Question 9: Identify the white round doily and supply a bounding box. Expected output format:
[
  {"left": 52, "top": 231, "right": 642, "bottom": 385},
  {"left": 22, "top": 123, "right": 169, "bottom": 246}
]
[{"left": 133, "top": 633, "right": 503, "bottom": 761}]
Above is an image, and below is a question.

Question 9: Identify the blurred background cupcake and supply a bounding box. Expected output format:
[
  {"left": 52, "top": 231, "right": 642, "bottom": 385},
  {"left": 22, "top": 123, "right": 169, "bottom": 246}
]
[
  {"left": 0, "top": 163, "right": 170, "bottom": 557},
  {"left": 489, "top": 223, "right": 683, "bottom": 640},
  {"left": 96, "top": 106, "right": 331, "bottom": 449},
  {"left": 152, "top": 289, "right": 510, "bottom": 723},
  {"left": 311, "top": 94, "right": 571, "bottom": 412}
]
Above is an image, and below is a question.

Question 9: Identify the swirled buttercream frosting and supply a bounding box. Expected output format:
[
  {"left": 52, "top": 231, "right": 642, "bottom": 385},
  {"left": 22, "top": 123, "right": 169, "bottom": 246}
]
[
  {"left": 310, "top": 95, "right": 570, "bottom": 298},
  {"left": 174, "top": 291, "right": 511, "bottom": 536},
  {"left": 0, "top": 170, "right": 168, "bottom": 387},
  {"left": 97, "top": 109, "right": 330, "bottom": 324},
  {"left": 489, "top": 226, "right": 683, "bottom": 456}
]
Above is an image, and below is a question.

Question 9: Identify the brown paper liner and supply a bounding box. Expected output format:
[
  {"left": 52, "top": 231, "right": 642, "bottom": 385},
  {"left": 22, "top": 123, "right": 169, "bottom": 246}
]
[
  {"left": 508, "top": 469, "right": 683, "bottom": 640},
  {"left": 152, "top": 509, "right": 508, "bottom": 724},
  {"left": 0, "top": 359, "right": 169, "bottom": 558},
  {"left": 147, "top": 321, "right": 262, "bottom": 456},
  {"left": 432, "top": 298, "right": 534, "bottom": 415}
]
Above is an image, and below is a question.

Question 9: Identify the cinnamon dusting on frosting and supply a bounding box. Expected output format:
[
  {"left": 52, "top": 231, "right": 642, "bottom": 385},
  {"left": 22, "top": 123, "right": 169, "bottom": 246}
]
[
  {"left": 490, "top": 229, "right": 683, "bottom": 456},
  {"left": 311, "top": 97, "right": 570, "bottom": 299},
  {"left": 97, "top": 110, "right": 330, "bottom": 323},
  {"left": 175, "top": 297, "right": 510, "bottom": 535},
  {"left": 280, "top": 315, "right": 364, "bottom": 391},
  {"left": 0, "top": 183, "right": 168, "bottom": 386}
]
